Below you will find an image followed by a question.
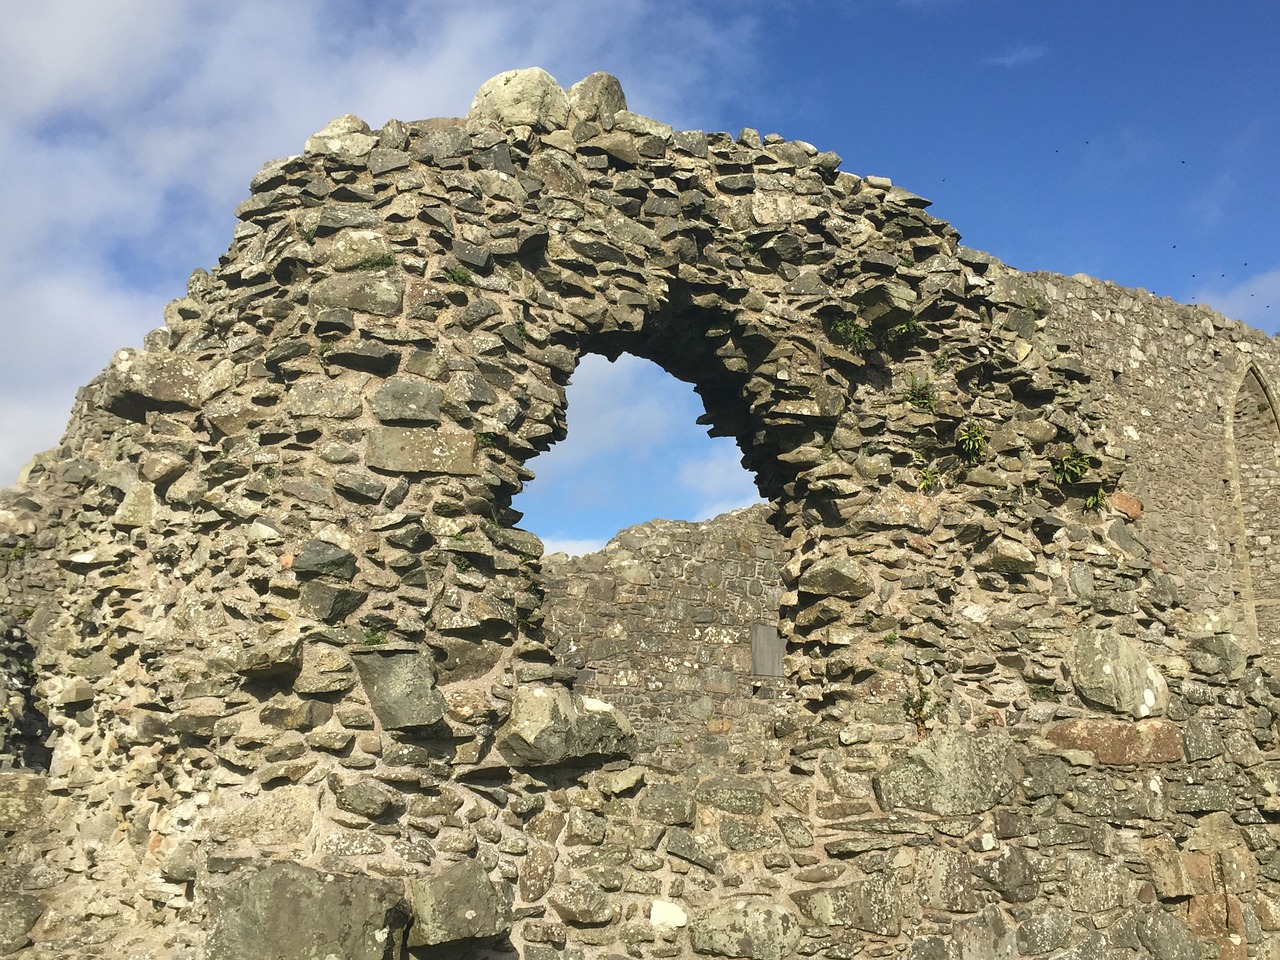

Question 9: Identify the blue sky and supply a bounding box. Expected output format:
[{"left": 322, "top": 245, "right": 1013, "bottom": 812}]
[{"left": 2, "top": 1, "right": 1277, "bottom": 552}]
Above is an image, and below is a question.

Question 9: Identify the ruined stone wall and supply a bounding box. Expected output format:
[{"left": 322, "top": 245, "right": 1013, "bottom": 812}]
[
  {"left": 1033, "top": 271, "right": 1280, "bottom": 655},
  {"left": 540, "top": 505, "right": 789, "bottom": 760},
  {"left": 0, "top": 67, "right": 1278, "bottom": 960}
]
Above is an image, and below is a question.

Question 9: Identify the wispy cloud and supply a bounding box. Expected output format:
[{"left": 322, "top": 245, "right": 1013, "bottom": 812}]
[
  {"left": 541, "top": 537, "right": 609, "bottom": 557},
  {"left": 0, "top": 1, "right": 763, "bottom": 484},
  {"left": 1192, "top": 266, "right": 1280, "bottom": 334},
  {"left": 983, "top": 44, "right": 1048, "bottom": 68},
  {"left": 677, "top": 445, "right": 764, "bottom": 520}
]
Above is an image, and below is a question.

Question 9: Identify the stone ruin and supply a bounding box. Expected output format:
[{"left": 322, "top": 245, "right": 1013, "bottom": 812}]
[{"left": 2, "top": 66, "right": 1280, "bottom": 959}]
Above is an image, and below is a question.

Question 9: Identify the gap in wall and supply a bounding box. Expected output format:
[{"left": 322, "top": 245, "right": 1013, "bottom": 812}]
[{"left": 511, "top": 353, "right": 764, "bottom": 556}]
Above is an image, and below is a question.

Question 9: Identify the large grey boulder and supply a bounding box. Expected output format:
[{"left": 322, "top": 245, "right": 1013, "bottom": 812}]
[
  {"left": 350, "top": 648, "right": 446, "bottom": 730},
  {"left": 495, "top": 685, "right": 636, "bottom": 766},
  {"left": 691, "top": 900, "right": 802, "bottom": 960},
  {"left": 406, "top": 860, "right": 511, "bottom": 947},
  {"left": 567, "top": 72, "right": 627, "bottom": 123},
  {"left": 204, "top": 862, "right": 408, "bottom": 960},
  {"left": 1070, "top": 628, "right": 1168, "bottom": 718},
  {"left": 874, "top": 727, "right": 1016, "bottom": 815},
  {"left": 469, "top": 68, "right": 570, "bottom": 132}
]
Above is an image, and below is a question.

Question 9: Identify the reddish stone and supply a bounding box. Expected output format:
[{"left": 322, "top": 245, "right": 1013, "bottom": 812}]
[
  {"left": 1111, "top": 491, "right": 1144, "bottom": 519},
  {"left": 1045, "top": 718, "right": 1184, "bottom": 764}
]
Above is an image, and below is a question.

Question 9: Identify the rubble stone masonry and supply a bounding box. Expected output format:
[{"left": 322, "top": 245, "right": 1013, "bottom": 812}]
[{"left": 2, "top": 68, "right": 1279, "bottom": 959}]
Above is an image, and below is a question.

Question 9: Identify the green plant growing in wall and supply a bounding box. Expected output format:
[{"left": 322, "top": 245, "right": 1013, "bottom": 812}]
[
  {"left": 1051, "top": 447, "right": 1090, "bottom": 485},
  {"left": 354, "top": 253, "right": 396, "bottom": 271},
  {"left": 2, "top": 540, "right": 33, "bottom": 563},
  {"left": 880, "top": 632, "right": 899, "bottom": 646},
  {"left": 955, "top": 421, "right": 987, "bottom": 464},
  {"left": 901, "top": 374, "right": 938, "bottom": 412},
  {"left": 441, "top": 266, "right": 474, "bottom": 286},
  {"left": 886, "top": 315, "right": 921, "bottom": 344},
  {"left": 918, "top": 464, "right": 943, "bottom": 493},
  {"left": 903, "top": 685, "right": 933, "bottom": 735},
  {"left": 1083, "top": 487, "right": 1108, "bottom": 511},
  {"left": 829, "top": 315, "right": 872, "bottom": 350},
  {"left": 362, "top": 628, "right": 387, "bottom": 646}
]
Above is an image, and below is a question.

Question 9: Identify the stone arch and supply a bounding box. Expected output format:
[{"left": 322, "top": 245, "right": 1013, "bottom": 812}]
[
  {"left": 1229, "top": 365, "right": 1280, "bottom": 647},
  {"left": 5, "top": 68, "right": 1223, "bottom": 959}
]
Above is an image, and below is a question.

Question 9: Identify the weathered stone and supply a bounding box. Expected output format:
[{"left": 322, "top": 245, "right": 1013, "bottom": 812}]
[
  {"left": 332, "top": 776, "right": 402, "bottom": 819},
  {"left": 206, "top": 862, "right": 407, "bottom": 960},
  {"left": 496, "top": 686, "right": 635, "bottom": 766},
  {"left": 102, "top": 349, "right": 200, "bottom": 413},
  {"left": 469, "top": 67, "right": 570, "bottom": 132},
  {"left": 691, "top": 900, "right": 802, "bottom": 960},
  {"left": 284, "top": 379, "right": 363, "bottom": 418},
  {"left": 874, "top": 727, "right": 1015, "bottom": 815},
  {"left": 311, "top": 273, "right": 404, "bottom": 315},
  {"left": 299, "top": 580, "right": 367, "bottom": 622},
  {"left": 667, "top": 828, "right": 718, "bottom": 871},
  {"left": 292, "top": 539, "right": 357, "bottom": 579},
  {"left": 791, "top": 877, "right": 901, "bottom": 936},
  {"left": 0, "top": 893, "right": 44, "bottom": 955},
  {"left": 305, "top": 114, "right": 378, "bottom": 160},
  {"left": 798, "top": 556, "right": 873, "bottom": 600},
  {"left": 1044, "top": 718, "right": 1183, "bottom": 764},
  {"left": 1135, "top": 906, "right": 1200, "bottom": 960},
  {"left": 639, "top": 783, "right": 696, "bottom": 825},
  {"left": 371, "top": 377, "right": 443, "bottom": 423},
  {"left": 1017, "top": 907, "right": 1072, "bottom": 955},
  {"left": 696, "top": 777, "right": 770, "bottom": 815},
  {"left": 407, "top": 860, "right": 511, "bottom": 947},
  {"left": 548, "top": 878, "right": 614, "bottom": 925},
  {"left": 1070, "top": 629, "right": 1169, "bottom": 718},
  {"left": 366, "top": 425, "right": 478, "bottom": 474},
  {"left": 720, "top": 817, "right": 781, "bottom": 851},
  {"left": 568, "top": 72, "right": 627, "bottom": 122},
  {"left": 350, "top": 648, "right": 446, "bottom": 730}
]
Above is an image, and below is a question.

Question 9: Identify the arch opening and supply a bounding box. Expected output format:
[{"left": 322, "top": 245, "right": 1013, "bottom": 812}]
[
  {"left": 1231, "top": 367, "right": 1280, "bottom": 647},
  {"left": 503, "top": 311, "right": 799, "bottom": 758},
  {"left": 509, "top": 352, "right": 763, "bottom": 555}
]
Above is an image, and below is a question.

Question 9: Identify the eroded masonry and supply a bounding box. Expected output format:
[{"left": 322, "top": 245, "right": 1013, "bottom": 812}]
[{"left": 2, "top": 67, "right": 1280, "bottom": 960}]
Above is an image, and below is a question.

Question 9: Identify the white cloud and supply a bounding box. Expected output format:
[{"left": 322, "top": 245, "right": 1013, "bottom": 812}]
[
  {"left": 677, "top": 445, "right": 765, "bottom": 520},
  {"left": 540, "top": 537, "right": 609, "bottom": 557},
  {"left": 1192, "top": 266, "right": 1280, "bottom": 334},
  {"left": 0, "top": 1, "right": 764, "bottom": 483},
  {"left": 983, "top": 44, "right": 1048, "bottom": 68}
]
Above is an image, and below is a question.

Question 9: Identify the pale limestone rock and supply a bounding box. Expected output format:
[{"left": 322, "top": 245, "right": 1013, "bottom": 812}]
[{"left": 469, "top": 67, "right": 570, "bottom": 132}]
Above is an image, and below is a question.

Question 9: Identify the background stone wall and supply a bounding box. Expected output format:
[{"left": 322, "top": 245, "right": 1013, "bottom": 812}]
[
  {"left": 541, "top": 505, "right": 789, "bottom": 761},
  {"left": 1, "top": 68, "right": 1279, "bottom": 960}
]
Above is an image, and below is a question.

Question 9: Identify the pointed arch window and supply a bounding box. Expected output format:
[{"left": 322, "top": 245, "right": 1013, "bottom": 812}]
[{"left": 1231, "top": 367, "right": 1280, "bottom": 645}]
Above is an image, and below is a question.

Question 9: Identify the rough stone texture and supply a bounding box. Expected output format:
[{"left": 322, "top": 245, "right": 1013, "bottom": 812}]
[
  {"left": 204, "top": 861, "right": 407, "bottom": 960},
  {"left": 690, "top": 900, "right": 802, "bottom": 960},
  {"left": 406, "top": 859, "right": 511, "bottom": 947},
  {"left": 0, "top": 66, "right": 1275, "bottom": 960}
]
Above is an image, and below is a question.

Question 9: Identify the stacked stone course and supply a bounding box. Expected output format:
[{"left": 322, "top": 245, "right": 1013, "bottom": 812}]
[{"left": 0, "top": 67, "right": 1277, "bottom": 959}]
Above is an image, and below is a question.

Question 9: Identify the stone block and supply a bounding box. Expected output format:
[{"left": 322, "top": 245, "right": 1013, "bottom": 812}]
[
  {"left": 366, "top": 425, "right": 478, "bottom": 474},
  {"left": 691, "top": 900, "right": 802, "bottom": 960},
  {"left": 1070, "top": 629, "right": 1169, "bottom": 718},
  {"left": 350, "top": 648, "right": 446, "bottom": 730},
  {"left": 874, "top": 727, "right": 1015, "bottom": 815},
  {"left": 407, "top": 860, "right": 511, "bottom": 947},
  {"left": 205, "top": 861, "right": 407, "bottom": 960}
]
